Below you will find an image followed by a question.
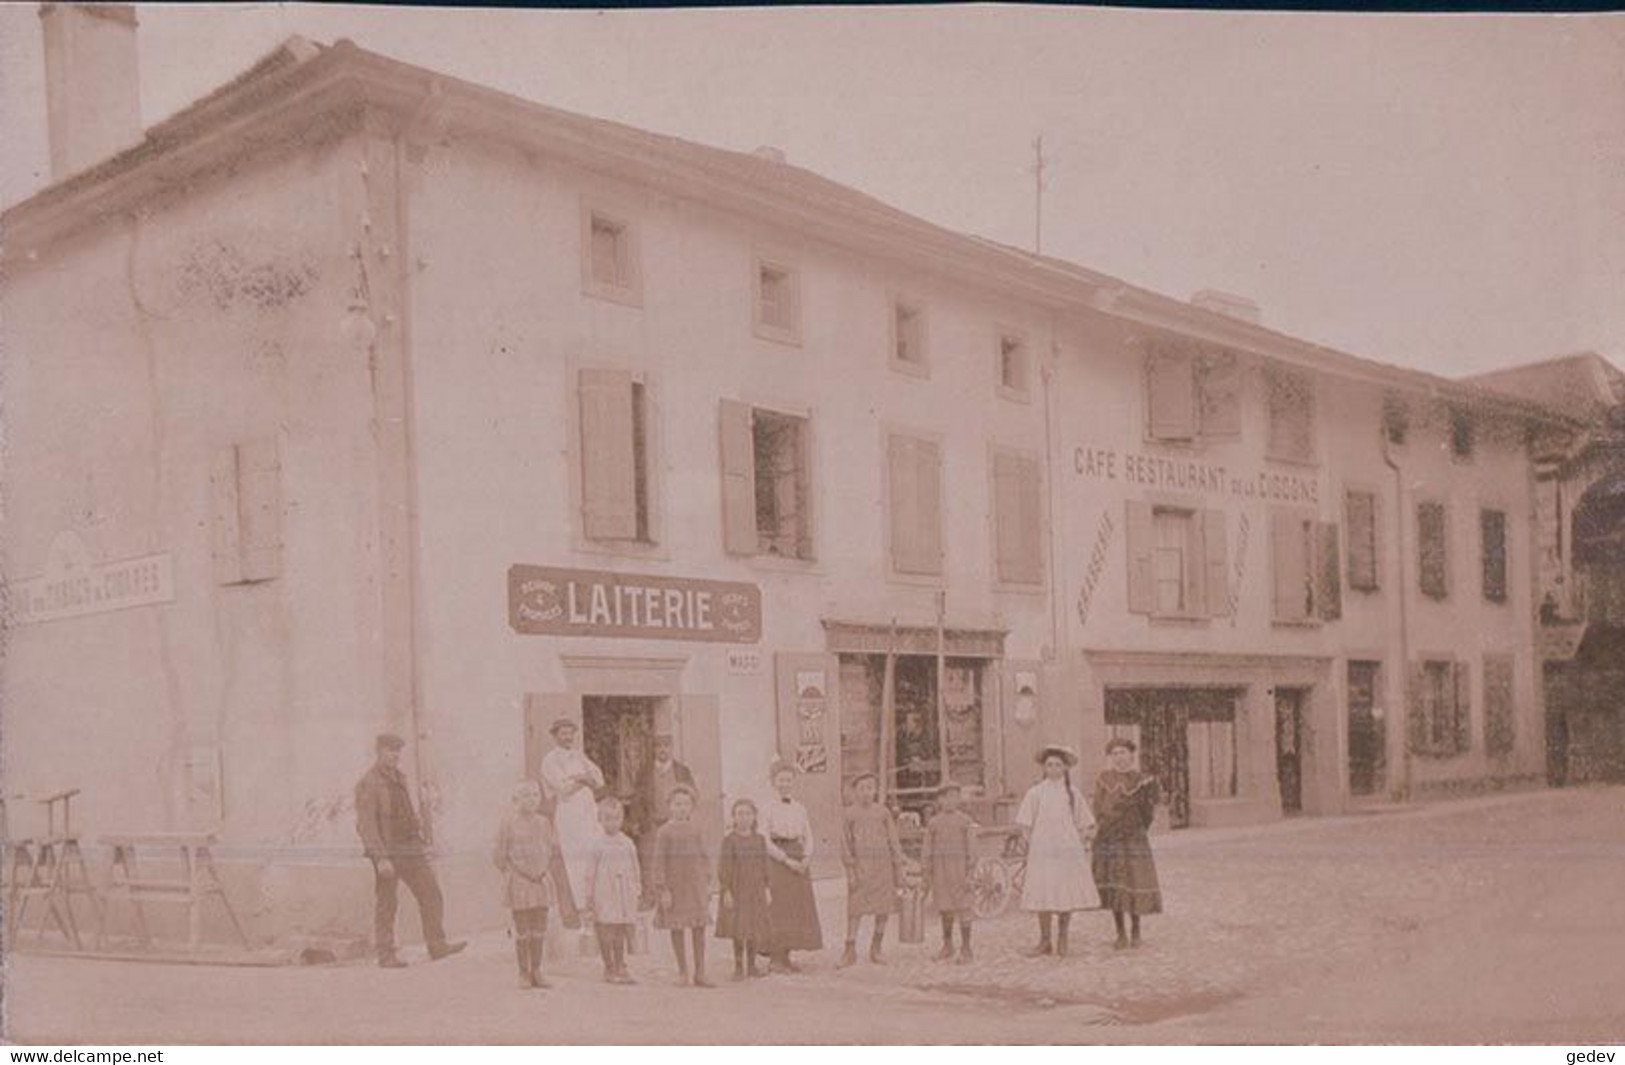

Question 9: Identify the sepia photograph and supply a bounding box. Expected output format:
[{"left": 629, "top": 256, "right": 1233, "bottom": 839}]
[{"left": 1, "top": 1, "right": 1623, "bottom": 1049}]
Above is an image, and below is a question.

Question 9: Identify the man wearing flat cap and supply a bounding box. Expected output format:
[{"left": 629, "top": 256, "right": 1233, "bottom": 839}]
[{"left": 354, "top": 732, "right": 466, "bottom": 968}]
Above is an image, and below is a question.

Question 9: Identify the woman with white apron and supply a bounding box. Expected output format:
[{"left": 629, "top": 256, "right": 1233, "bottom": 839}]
[{"left": 539, "top": 718, "right": 607, "bottom": 916}]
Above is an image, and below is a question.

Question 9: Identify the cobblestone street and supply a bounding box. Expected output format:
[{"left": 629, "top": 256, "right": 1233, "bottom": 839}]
[{"left": 7, "top": 786, "right": 1624, "bottom": 1043}]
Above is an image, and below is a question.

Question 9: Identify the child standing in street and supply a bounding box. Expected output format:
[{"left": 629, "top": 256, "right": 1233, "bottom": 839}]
[
  {"left": 922, "top": 782, "right": 977, "bottom": 963},
  {"left": 1091, "top": 737, "right": 1163, "bottom": 949},
  {"left": 839, "top": 772, "right": 905, "bottom": 967},
  {"left": 583, "top": 795, "right": 641, "bottom": 984},
  {"left": 716, "top": 797, "right": 772, "bottom": 980},
  {"left": 651, "top": 784, "right": 714, "bottom": 987},
  {"left": 492, "top": 779, "right": 556, "bottom": 989}
]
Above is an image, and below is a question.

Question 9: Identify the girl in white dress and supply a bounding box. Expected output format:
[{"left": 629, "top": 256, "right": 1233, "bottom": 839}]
[
  {"left": 539, "top": 718, "right": 607, "bottom": 916},
  {"left": 1015, "top": 745, "right": 1097, "bottom": 957}
]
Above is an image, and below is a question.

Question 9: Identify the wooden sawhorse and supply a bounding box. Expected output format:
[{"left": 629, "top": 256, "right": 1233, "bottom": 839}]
[
  {"left": 6, "top": 789, "right": 102, "bottom": 950},
  {"left": 100, "top": 832, "right": 249, "bottom": 950}
]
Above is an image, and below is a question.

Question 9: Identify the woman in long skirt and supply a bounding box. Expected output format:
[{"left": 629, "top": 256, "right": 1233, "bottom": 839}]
[
  {"left": 1091, "top": 737, "right": 1163, "bottom": 949},
  {"left": 760, "top": 760, "right": 823, "bottom": 972},
  {"left": 1015, "top": 745, "right": 1097, "bottom": 957},
  {"left": 538, "top": 718, "right": 606, "bottom": 920}
]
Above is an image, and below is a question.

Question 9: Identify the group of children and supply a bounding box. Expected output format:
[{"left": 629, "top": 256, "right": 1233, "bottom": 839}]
[{"left": 491, "top": 739, "right": 1164, "bottom": 989}]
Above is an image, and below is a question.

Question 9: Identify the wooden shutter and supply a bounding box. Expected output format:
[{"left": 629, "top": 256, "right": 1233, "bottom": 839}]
[
  {"left": 239, "top": 439, "right": 282, "bottom": 581},
  {"left": 1483, "top": 654, "right": 1515, "bottom": 757},
  {"left": 891, "top": 436, "right": 942, "bottom": 575},
  {"left": 1452, "top": 660, "right": 1473, "bottom": 755},
  {"left": 1481, "top": 509, "right": 1508, "bottom": 602},
  {"left": 916, "top": 439, "right": 944, "bottom": 575},
  {"left": 579, "top": 369, "right": 638, "bottom": 540},
  {"left": 994, "top": 452, "right": 1042, "bottom": 584},
  {"left": 1345, "top": 490, "right": 1379, "bottom": 591},
  {"left": 719, "top": 399, "right": 757, "bottom": 555},
  {"left": 1202, "top": 510, "right": 1230, "bottom": 617},
  {"left": 211, "top": 446, "right": 243, "bottom": 585},
  {"left": 1316, "top": 521, "right": 1342, "bottom": 620},
  {"left": 1406, "top": 662, "right": 1428, "bottom": 755},
  {"left": 1125, "top": 500, "right": 1156, "bottom": 615},
  {"left": 1271, "top": 511, "right": 1308, "bottom": 621},
  {"left": 1146, "top": 348, "right": 1196, "bottom": 441},
  {"left": 1418, "top": 502, "right": 1448, "bottom": 600},
  {"left": 1196, "top": 352, "right": 1242, "bottom": 437}
]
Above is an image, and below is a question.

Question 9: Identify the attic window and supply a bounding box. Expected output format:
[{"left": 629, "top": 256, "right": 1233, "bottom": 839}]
[
  {"left": 891, "top": 300, "right": 928, "bottom": 376},
  {"left": 1383, "top": 395, "right": 1410, "bottom": 446},
  {"left": 1450, "top": 407, "right": 1475, "bottom": 462},
  {"left": 998, "top": 331, "right": 1031, "bottom": 399},
  {"left": 582, "top": 206, "right": 641, "bottom": 306},
  {"left": 754, "top": 258, "right": 801, "bottom": 344}
]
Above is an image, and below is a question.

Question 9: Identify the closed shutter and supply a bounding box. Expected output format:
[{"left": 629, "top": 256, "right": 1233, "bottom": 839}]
[
  {"left": 1483, "top": 654, "right": 1516, "bottom": 757},
  {"left": 1202, "top": 510, "right": 1230, "bottom": 617},
  {"left": 994, "top": 452, "right": 1042, "bottom": 584},
  {"left": 1125, "top": 500, "right": 1155, "bottom": 615},
  {"left": 1271, "top": 511, "right": 1308, "bottom": 621},
  {"left": 719, "top": 400, "right": 757, "bottom": 555},
  {"left": 891, "top": 436, "right": 942, "bottom": 575},
  {"left": 1452, "top": 660, "right": 1473, "bottom": 755},
  {"left": 1418, "top": 502, "right": 1448, "bottom": 600},
  {"left": 1195, "top": 352, "right": 1242, "bottom": 437},
  {"left": 211, "top": 446, "right": 243, "bottom": 585},
  {"left": 1481, "top": 509, "right": 1508, "bottom": 602},
  {"left": 916, "top": 439, "right": 944, "bottom": 575},
  {"left": 1406, "top": 662, "right": 1428, "bottom": 755},
  {"left": 1316, "top": 521, "right": 1342, "bottom": 620},
  {"left": 1146, "top": 348, "right": 1196, "bottom": 441},
  {"left": 1345, "top": 490, "right": 1378, "bottom": 591},
  {"left": 579, "top": 369, "right": 638, "bottom": 540},
  {"left": 239, "top": 439, "right": 282, "bottom": 582}
]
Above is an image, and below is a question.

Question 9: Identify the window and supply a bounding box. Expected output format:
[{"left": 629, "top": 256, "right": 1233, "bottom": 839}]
[
  {"left": 997, "top": 332, "right": 1031, "bottom": 399},
  {"left": 1481, "top": 508, "right": 1508, "bottom": 603},
  {"left": 1409, "top": 658, "right": 1469, "bottom": 757},
  {"left": 1188, "top": 700, "right": 1238, "bottom": 800},
  {"left": 1126, "top": 502, "right": 1229, "bottom": 618},
  {"left": 888, "top": 433, "right": 943, "bottom": 575},
  {"left": 1266, "top": 366, "right": 1316, "bottom": 463},
  {"left": 1270, "top": 511, "right": 1341, "bottom": 622},
  {"left": 891, "top": 300, "right": 928, "bottom": 375},
  {"left": 1483, "top": 653, "right": 1515, "bottom": 757},
  {"left": 582, "top": 207, "right": 640, "bottom": 305},
  {"left": 1382, "top": 394, "right": 1410, "bottom": 446},
  {"left": 1345, "top": 489, "right": 1380, "bottom": 592},
  {"left": 1450, "top": 407, "right": 1475, "bottom": 462},
  {"left": 719, "top": 401, "right": 812, "bottom": 560},
  {"left": 1144, "top": 344, "right": 1241, "bottom": 442},
  {"left": 211, "top": 439, "right": 282, "bottom": 583},
  {"left": 579, "top": 369, "right": 651, "bottom": 542},
  {"left": 1347, "top": 661, "right": 1386, "bottom": 797},
  {"left": 754, "top": 258, "right": 800, "bottom": 343},
  {"left": 992, "top": 450, "right": 1043, "bottom": 585},
  {"left": 1418, "top": 501, "right": 1449, "bottom": 600}
]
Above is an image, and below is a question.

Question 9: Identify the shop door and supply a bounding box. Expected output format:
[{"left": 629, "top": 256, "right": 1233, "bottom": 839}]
[
  {"left": 1346, "top": 662, "right": 1386, "bottom": 797},
  {"left": 582, "top": 695, "right": 661, "bottom": 814},
  {"left": 1275, "top": 687, "right": 1306, "bottom": 814},
  {"left": 1104, "top": 689, "right": 1191, "bottom": 828}
]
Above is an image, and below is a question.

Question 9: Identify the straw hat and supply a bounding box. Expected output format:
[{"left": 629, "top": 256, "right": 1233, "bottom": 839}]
[{"left": 1034, "top": 744, "right": 1079, "bottom": 767}]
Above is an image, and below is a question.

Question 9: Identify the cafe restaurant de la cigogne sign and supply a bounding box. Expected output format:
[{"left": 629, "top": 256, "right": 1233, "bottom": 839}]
[{"left": 508, "top": 565, "right": 762, "bottom": 644}]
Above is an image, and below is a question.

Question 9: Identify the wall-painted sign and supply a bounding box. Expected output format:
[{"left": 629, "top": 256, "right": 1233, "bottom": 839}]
[
  {"left": 727, "top": 648, "right": 763, "bottom": 675},
  {"left": 1074, "top": 445, "right": 1319, "bottom": 505},
  {"left": 1075, "top": 509, "right": 1116, "bottom": 628},
  {"left": 508, "top": 565, "right": 762, "bottom": 643},
  {"left": 12, "top": 531, "right": 174, "bottom": 626}
]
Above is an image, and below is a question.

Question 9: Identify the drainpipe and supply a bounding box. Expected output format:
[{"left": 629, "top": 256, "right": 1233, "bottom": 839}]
[{"left": 1381, "top": 418, "right": 1413, "bottom": 803}]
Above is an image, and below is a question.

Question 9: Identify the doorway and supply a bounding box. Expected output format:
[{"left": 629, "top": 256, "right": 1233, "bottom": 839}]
[
  {"left": 1346, "top": 662, "right": 1386, "bottom": 798},
  {"left": 1275, "top": 687, "right": 1307, "bottom": 814},
  {"left": 1104, "top": 688, "right": 1239, "bottom": 829},
  {"left": 581, "top": 696, "right": 663, "bottom": 813}
]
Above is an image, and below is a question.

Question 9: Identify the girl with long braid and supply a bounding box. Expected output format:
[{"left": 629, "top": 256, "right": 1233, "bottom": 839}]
[{"left": 1014, "top": 745, "right": 1098, "bottom": 957}]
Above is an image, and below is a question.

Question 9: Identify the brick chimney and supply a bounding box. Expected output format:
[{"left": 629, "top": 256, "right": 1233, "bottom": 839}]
[{"left": 39, "top": 3, "right": 142, "bottom": 180}]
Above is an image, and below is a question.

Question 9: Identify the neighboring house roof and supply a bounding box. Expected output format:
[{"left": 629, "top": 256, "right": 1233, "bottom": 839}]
[
  {"left": 0, "top": 35, "right": 1580, "bottom": 430},
  {"left": 1468, "top": 352, "right": 1625, "bottom": 425}
]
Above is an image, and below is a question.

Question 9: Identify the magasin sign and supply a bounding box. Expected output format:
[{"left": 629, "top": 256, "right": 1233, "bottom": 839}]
[{"left": 508, "top": 565, "right": 762, "bottom": 644}]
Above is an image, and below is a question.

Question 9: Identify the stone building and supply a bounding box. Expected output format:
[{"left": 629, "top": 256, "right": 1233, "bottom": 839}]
[{"left": 1, "top": 10, "right": 1578, "bottom": 946}]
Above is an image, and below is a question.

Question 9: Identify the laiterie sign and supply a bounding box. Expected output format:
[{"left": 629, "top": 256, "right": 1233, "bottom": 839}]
[{"left": 508, "top": 565, "right": 762, "bottom": 643}]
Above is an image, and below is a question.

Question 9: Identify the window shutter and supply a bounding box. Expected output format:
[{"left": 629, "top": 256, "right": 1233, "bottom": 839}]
[
  {"left": 994, "top": 453, "right": 1042, "bottom": 585},
  {"left": 1202, "top": 510, "right": 1230, "bottom": 617},
  {"left": 1406, "top": 662, "right": 1428, "bottom": 755},
  {"left": 1483, "top": 654, "right": 1515, "bottom": 756},
  {"left": 238, "top": 439, "right": 282, "bottom": 582},
  {"left": 1452, "top": 660, "right": 1473, "bottom": 755},
  {"left": 1345, "top": 490, "right": 1378, "bottom": 591},
  {"left": 1196, "top": 352, "right": 1242, "bottom": 437},
  {"left": 719, "top": 400, "right": 757, "bottom": 555},
  {"left": 1271, "top": 511, "right": 1307, "bottom": 621},
  {"left": 1418, "top": 502, "right": 1448, "bottom": 600},
  {"left": 1481, "top": 509, "right": 1508, "bottom": 602},
  {"left": 579, "top": 369, "right": 639, "bottom": 540},
  {"left": 1017, "top": 456, "right": 1043, "bottom": 583},
  {"left": 1125, "top": 500, "right": 1155, "bottom": 615},
  {"left": 1316, "top": 522, "right": 1342, "bottom": 620},
  {"left": 793, "top": 421, "right": 814, "bottom": 561},
  {"left": 916, "top": 439, "right": 944, "bottom": 575},
  {"left": 211, "top": 446, "right": 243, "bottom": 585},
  {"left": 1146, "top": 348, "right": 1196, "bottom": 441}
]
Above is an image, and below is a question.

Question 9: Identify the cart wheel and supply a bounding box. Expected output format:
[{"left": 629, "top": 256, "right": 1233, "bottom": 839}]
[{"left": 969, "top": 857, "right": 1013, "bottom": 920}]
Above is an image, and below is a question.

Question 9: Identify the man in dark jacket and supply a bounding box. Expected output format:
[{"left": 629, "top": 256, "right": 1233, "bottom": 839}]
[
  {"left": 354, "top": 733, "right": 466, "bottom": 968},
  {"left": 631, "top": 733, "right": 696, "bottom": 904}
]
